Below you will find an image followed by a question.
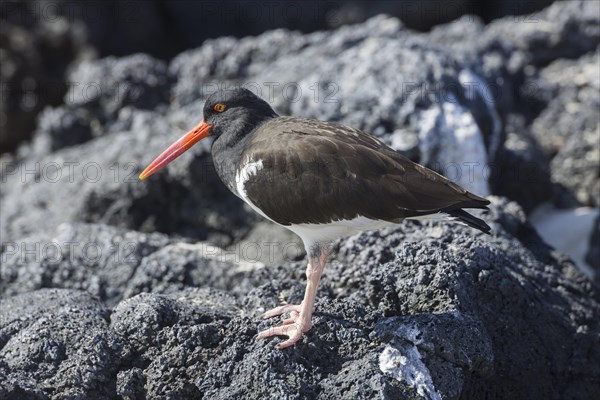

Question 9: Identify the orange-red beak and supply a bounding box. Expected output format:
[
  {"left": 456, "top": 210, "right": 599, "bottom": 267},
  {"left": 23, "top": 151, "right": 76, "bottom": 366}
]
[{"left": 139, "top": 119, "right": 213, "bottom": 180}]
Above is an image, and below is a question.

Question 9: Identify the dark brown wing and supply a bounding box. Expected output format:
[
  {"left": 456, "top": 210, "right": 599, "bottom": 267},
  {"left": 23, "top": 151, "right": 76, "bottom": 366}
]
[{"left": 241, "top": 117, "right": 489, "bottom": 226}]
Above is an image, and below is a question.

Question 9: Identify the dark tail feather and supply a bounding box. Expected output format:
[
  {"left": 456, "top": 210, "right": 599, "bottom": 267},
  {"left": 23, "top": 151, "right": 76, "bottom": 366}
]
[{"left": 448, "top": 209, "right": 491, "bottom": 235}]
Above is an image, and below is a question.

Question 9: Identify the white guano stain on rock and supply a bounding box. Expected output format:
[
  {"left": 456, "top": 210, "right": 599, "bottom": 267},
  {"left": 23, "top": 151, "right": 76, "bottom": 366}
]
[{"left": 379, "top": 325, "right": 442, "bottom": 400}]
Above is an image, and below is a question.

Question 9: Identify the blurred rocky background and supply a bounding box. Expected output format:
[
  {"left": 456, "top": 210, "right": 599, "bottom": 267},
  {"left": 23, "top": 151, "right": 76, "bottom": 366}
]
[
  {"left": 1, "top": 0, "right": 556, "bottom": 155},
  {"left": 1, "top": 1, "right": 599, "bottom": 399}
]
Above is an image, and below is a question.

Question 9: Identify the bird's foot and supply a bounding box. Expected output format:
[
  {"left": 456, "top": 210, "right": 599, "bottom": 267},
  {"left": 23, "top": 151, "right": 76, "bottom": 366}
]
[{"left": 258, "top": 304, "right": 313, "bottom": 349}]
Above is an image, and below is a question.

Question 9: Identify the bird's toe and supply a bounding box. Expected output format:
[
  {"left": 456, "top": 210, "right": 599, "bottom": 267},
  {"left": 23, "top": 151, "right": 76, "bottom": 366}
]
[
  {"left": 281, "top": 310, "right": 300, "bottom": 325},
  {"left": 261, "top": 304, "right": 302, "bottom": 319}
]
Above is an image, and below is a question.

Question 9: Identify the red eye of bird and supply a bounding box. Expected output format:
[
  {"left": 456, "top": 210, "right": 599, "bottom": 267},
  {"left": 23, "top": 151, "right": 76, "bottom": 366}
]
[{"left": 213, "top": 103, "right": 227, "bottom": 112}]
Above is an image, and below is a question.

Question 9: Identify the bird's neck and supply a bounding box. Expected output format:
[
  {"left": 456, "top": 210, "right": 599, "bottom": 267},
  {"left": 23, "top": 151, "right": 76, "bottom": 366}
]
[
  {"left": 211, "top": 128, "right": 256, "bottom": 197},
  {"left": 211, "top": 114, "right": 277, "bottom": 196}
]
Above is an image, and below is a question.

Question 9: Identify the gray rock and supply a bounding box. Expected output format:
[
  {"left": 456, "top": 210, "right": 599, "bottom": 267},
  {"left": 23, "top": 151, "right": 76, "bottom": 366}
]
[
  {"left": 490, "top": 114, "right": 553, "bottom": 213},
  {"left": 426, "top": 0, "right": 599, "bottom": 119},
  {"left": 0, "top": 223, "right": 171, "bottom": 305},
  {"left": 66, "top": 54, "right": 172, "bottom": 113},
  {"left": 20, "top": 54, "right": 173, "bottom": 159},
  {"left": 1, "top": 199, "right": 599, "bottom": 399},
  {"left": 550, "top": 124, "right": 600, "bottom": 207},
  {"left": 485, "top": 0, "right": 600, "bottom": 67},
  {"left": 0, "top": 223, "right": 287, "bottom": 306},
  {"left": 30, "top": 107, "right": 95, "bottom": 154},
  {"left": 0, "top": 289, "right": 120, "bottom": 399},
  {"left": 585, "top": 214, "right": 600, "bottom": 285},
  {"left": 0, "top": 222, "right": 297, "bottom": 306},
  {"left": 2, "top": 0, "right": 590, "bottom": 156},
  {"left": 327, "top": 197, "right": 599, "bottom": 399},
  {"left": 0, "top": 3, "right": 94, "bottom": 154},
  {"left": 531, "top": 51, "right": 600, "bottom": 207}
]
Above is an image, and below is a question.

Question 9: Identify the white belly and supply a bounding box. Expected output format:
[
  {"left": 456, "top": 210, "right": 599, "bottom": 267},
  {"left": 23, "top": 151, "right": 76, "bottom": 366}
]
[{"left": 286, "top": 216, "right": 396, "bottom": 251}]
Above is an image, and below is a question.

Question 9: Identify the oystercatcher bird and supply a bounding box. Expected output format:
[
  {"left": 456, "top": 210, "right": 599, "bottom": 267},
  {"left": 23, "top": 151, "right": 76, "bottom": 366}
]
[{"left": 140, "top": 88, "right": 490, "bottom": 349}]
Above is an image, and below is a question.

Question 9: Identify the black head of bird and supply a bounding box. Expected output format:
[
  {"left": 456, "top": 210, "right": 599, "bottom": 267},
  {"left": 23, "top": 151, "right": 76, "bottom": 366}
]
[{"left": 139, "top": 88, "right": 276, "bottom": 180}]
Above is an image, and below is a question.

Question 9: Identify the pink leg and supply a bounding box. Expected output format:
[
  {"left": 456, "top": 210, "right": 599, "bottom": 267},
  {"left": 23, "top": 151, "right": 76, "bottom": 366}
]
[{"left": 258, "top": 247, "right": 329, "bottom": 349}]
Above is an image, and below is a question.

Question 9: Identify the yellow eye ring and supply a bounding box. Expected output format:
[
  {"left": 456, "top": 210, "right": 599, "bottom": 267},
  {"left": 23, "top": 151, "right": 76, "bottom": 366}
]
[{"left": 213, "top": 103, "right": 227, "bottom": 112}]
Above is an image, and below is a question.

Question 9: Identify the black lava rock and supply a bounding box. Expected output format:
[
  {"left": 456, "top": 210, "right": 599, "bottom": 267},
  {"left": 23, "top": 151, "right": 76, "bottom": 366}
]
[{"left": 1, "top": 199, "right": 599, "bottom": 399}]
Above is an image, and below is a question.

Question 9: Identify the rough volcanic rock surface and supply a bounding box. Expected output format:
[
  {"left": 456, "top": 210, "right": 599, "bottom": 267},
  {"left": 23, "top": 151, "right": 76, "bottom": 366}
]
[
  {"left": 0, "top": 289, "right": 120, "bottom": 399},
  {"left": 1, "top": 199, "right": 599, "bottom": 399}
]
